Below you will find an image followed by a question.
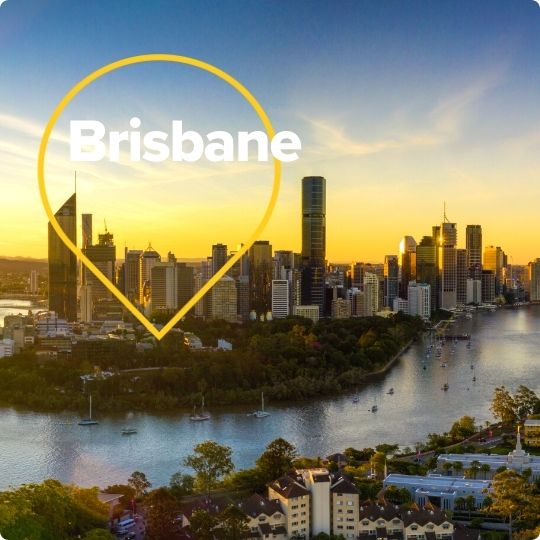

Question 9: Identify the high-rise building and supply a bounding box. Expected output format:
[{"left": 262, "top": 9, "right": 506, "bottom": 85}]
[
  {"left": 363, "top": 272, "right": 379, "bottom": 316},
  {"left": 528, "top": 259, "right": 540, "bottom": 302},
  {"left": 82, "top": 229, "right": 116, "bottom": 303},
  {"left": 484, "top": 245, "right": 505, "bottom": 295},
  {"left": 456, "top": 249, "right": 468, "bottom": 306},
  {"left": 48, "top": 193, "right": 77, "bottom": 321},
  {"left": 399, "top": 236, "right": 417, "bottom": 298},
  {"left": 481, "top": 270, "right": 496, "bottom": 303},
  {"left": 466, "top": 279, "right": 482, "bottom": 304},
  {"left": 176, "top": 262, "right": 194, "bottom": 311},
  {"left": 331, "top": 297, "right": 351, "bottom": 319},
  {"left": 80, "top": 284, "right": 93, "bottom": 322},
  {"left": 249, "top": 240, "right": 273, "bottom": 315},
  {"left": 301, "top": 176, "right": 326, "bottom": 316},
  {"left": 81, "top": 213, "right": 93, "bottom": 249},
  {"left": 139, "top": 244, "right": 161, "bottom": 306},
  {"left": 29, "top": 270, "right": 38, "bottom": 295},
  {"left": 438, "top": 221, "right": 458, "bottom": 310},
  {"left": 124, "top": 249, "right": 143, "bottom": 303},
  {"left": 416, "top": 235, "right": 438, "bottom": 313},
  {"left": 212, "top": 243, "right": 228, "bottom": 276},
  {"left": 466, "top": 225, "right": 482, "bottom": 269},
  {"left": 407, "top": 281, "right": 431, "bottom": 320},
  {"left": 151, "top": 262, "right": 177, "bottom": 311},
  {"left": 271, "top": 279, "right": 290, "bottom": 319},
  {"left": 384, "top": 255, "right": 399, "bottom": 309},
  {"left": 236, "top": 275, "right": 250, "bottom": 321},
  {"left": 209, "top": 276, "right": 237, "bottom": 322},
  {"left": 349, "top": 262, "right": 364, "bottom": 289}
]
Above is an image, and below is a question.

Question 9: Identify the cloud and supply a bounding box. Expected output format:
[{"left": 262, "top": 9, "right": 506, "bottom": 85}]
[
  {"left": 0, "top": 111, "right": 70, "bottom": 143},
  {"left": 303, "top": 63, "right": 507, "bottom": 161}
]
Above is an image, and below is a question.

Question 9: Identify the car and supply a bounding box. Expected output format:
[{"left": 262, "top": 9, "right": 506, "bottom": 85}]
[{"left": 125, "top": 533, "right": 136, "bottom": 539}]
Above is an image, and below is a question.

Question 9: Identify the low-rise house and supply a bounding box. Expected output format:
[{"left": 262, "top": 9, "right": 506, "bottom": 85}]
[{"left": 238, "top": 493, "right": 287, "bottom": 540}]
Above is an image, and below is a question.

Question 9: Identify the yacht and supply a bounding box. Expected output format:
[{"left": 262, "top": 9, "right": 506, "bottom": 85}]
[
  {"left": 78, "top": 394, "right": 99, "bottom": 426},
  {"left": 386, "top": 388, "right": 394, "bottom": 395},
  {"left": 253, "top": 392, "right": 270, "bottom": 418},
  {"left": 121, "top": 428, "right": 137, "bottom": 435},
  {"left": 190, "top": 396, "right": 210, "bottom": 422}
]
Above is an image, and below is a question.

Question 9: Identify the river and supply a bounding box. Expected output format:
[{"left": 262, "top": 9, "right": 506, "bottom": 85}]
[{"left": 1, "top": 305, "right": 539, "bottom": 490}]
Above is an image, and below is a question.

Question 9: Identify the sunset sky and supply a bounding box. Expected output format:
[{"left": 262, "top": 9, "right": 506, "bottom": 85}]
[{"left": 1, "top": 0, "right": 540, "bottom": 263}]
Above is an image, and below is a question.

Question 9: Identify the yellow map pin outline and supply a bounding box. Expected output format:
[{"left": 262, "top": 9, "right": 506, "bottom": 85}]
[{"left": 38, "top": 54, "right": 281, "bottom": 340}]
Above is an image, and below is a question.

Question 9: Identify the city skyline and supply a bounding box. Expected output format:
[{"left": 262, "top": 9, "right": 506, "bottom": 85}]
[{"left": 2, "top": 1, "right": 540, "bottom": 262}]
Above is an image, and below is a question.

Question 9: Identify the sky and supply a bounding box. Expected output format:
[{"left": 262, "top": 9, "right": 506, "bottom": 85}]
[{"left": 1, "top": 0, "right": 540, "bottom": 263}]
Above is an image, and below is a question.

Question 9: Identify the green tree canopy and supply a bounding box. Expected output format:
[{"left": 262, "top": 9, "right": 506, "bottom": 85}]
[
  {"left": 184, "top": 440, "right": 234, "bottom": 494},
  {"left": 256, "top": 438, "right": 298, "bottom": 481}
]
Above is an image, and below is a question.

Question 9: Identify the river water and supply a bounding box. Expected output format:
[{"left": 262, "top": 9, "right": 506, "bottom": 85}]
[{"left": 1, "top": 305, "right": 539, "bottom": 490}]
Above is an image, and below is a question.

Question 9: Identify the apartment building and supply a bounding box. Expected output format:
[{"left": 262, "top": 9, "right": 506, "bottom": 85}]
[
  {"left": 524, "top": 418, "right": 540, "bottom": 447},
  {"left": 268, "top": 474, "right": 311, "bottom": 538}
]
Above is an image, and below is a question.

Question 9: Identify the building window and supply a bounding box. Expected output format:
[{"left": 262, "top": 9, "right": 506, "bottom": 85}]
[
  {"left": 347, "top": 501, "right": 354, "bottom": 506},
  {"left": 337, "top": 526, "right": 343, "bottom": 530},
  {"left": 442, "top": 524, "right": 450, "bottom": 530},
  {"left": 347, "top": 526, "right": 354, "bottom": 530},
  {"left": 347, "top": 510, "right": 354, "bottom": 514},
  {"left": 411, "top": 525, "right": 418, "bottom": 531},
  {"left": 362, "top": 521, "right": 369, "bottom": 526}
]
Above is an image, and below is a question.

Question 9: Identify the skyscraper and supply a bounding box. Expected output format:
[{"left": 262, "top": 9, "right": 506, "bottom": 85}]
[
  {"left": 81, "top": 213, "right": 93, "bottom": 250},
  {"left": 82, "top": 229, "right": 116, "bottom": 303},
  {"left": 210, "top": 276, "right": 237, "bottom": 322},
  {"left": 484, "top": 245, "right": 505, "bottom": 295},
  {"left": 466, "top": 225, "right": 482, "bottom": 269},
  {"left": 48, "top": 193, "right": 77, "bottom": 321},
  {"left": 416, "top": 235, "right": 438, "bottom": 313},
  {"left": 139, "top": 244, "right": 161, "bottom": 306},
  {"left": 301, "top": 176, "right": 326, "bottom": 315},
  {"left": 528, "top": 259, "right": 540, "bottom": 302},
  {"left": 249, "top": 240, "right": 273, "bottom": 315},
  {"left": 399, "top": 236, "right": 417, "bottom": 298},
  {"left": 384, "top": 255, "right": 399, "bottom": 308},
  {"left": 438, "top": 220, "right": 458, "bottom": 310},
  {"left": 456, "top": 248, "right": 468, "bottom": 306},
  {"left": 151, "top": 262, "right": 177, "bottom": 311},
  {"left": 124, "top": 249, "right": 143, "bottom": 303},
  {"left": 271, "top": 279, "right": 290, "bottom": 319},
  {"left": 176, "top": 262, "right": 194, "bottom": 311},
  {"left": 212, "top": 243, "right": 228, "bottom": 276}
]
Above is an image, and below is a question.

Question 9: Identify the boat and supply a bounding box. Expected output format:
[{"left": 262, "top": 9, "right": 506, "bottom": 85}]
[
  {"left": 371, "top": 405, "right": 378, "bottom": 412},
  {"left": 386, "top": 388, "right": 394, "bottom": 395},
  {"left": 121, "top": 428, "right": 137, "bottom": 435},
  {"left": 352, "top": 396, "right": 360, "bottom": 403},
  {"left": 78, "top": 394, "right": 99, "bottom": 426},
  {"left": 253, "top": 392, "right": 270, "bottom": 418},
  {"left": 190, "top": 396, "right": 210, "bottom": 422},
  {"left": 442, "top": 383, "right": 449, "bottom": 391},
  {"left": 441, "top": 362, "right": 447, "bottom": 368}
]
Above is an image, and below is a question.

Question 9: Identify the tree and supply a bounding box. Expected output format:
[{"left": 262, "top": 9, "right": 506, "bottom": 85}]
[
  {"left": 480, "top": 463, "right": 491, "bottom": 479},
  {"left": 128, "top": 471, "right": 151, "bottom": 498},
  {"left": 189, "top": 509, "right": 218, "bottom": 540},
  {"left": 169, "top": 472, "right": 194, "bottom": 497},
  {"left": 256, "top": 438, "right": 298, "bottom": 481},
  {"left": 514, "top": 386, "right": 540, "bottom": 419},
  {"left": 489, "top": 470, "right": 540, "bottom": 539},
  {"left": 184, "top": 440, "right": 234, "bottom": 494},
  {"left": 490, "top": 386, "right": 517, "bottom": 424},
  {"left": 469, "top": 460, "right": 481, "bottom": 479},
  {"left": 219, "top": 505, "right": 250, "bottom": 540},
  {"left": 449, "top": 416, "right": 476, "bottom": 440},
  {"left": 145, "top": 488, "right": 178, "bottom": 540},
  {"left": 452, "top": 461, "right": 463, "bottom": 475}
]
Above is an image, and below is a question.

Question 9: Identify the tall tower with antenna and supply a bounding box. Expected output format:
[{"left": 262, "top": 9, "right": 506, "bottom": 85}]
[{"left": 438, "top": 202, "right": 458, "bottom": 309}]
